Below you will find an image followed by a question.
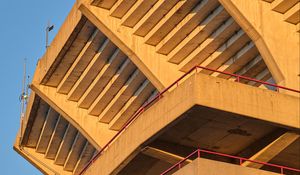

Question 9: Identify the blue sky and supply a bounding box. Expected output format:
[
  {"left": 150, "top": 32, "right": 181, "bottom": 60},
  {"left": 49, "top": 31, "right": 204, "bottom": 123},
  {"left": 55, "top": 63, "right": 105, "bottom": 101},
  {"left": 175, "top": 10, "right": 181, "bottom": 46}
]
[{"left": 0, "top": 1, "right": 74, "bottom": 174}]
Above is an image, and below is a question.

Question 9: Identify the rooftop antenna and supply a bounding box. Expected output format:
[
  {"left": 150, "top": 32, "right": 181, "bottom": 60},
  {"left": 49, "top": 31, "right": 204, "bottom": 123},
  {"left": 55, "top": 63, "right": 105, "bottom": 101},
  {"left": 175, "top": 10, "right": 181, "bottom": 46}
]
[
  {"left": 45, "top": 21, "right": 54, "bottom": 72},
  {"left": 19, "top": 58, "right": 29, "bottom": 147},
  {"left": 46, "top": 21, "right": 54, "bottom": 49}
]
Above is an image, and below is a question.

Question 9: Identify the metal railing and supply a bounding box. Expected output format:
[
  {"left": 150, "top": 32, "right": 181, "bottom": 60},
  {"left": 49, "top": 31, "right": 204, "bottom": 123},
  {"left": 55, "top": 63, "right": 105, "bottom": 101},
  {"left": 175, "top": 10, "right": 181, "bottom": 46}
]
[
  {"left": 160, "top": 148, "right": 300, "bottom": 175},
  {"left": 79, "top": 66, "right": 300, "bottom": 175}
]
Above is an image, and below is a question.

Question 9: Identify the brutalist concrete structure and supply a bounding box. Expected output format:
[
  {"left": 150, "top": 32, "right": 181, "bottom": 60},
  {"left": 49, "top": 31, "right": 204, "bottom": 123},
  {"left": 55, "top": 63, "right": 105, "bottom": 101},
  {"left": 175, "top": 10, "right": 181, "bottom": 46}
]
[{"left": 14, "top": 0, "right": 300, "bottom": 174}]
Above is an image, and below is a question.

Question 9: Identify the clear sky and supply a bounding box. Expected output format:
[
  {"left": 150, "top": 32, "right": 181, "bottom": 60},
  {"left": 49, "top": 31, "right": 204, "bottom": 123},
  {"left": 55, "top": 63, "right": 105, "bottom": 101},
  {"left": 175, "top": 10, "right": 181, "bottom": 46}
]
[{"left": 0, "top": 1, "right": 74, "bottom": 174}]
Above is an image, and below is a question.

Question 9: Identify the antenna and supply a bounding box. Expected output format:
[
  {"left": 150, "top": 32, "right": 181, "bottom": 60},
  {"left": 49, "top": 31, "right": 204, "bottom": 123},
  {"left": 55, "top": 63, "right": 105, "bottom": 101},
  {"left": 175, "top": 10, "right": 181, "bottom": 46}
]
[
  {"left": 19, "top": 58, "right": 29, "bottom": 147},
  {"left": 46, "top": 21, "right": 54, "bottom": 49}
]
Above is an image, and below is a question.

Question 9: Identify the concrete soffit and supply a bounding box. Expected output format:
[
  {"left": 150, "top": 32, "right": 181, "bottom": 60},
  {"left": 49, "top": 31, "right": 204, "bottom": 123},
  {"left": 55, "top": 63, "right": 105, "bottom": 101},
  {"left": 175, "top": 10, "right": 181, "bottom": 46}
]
[
  {"left": 78, "top": 2, "right": 182, "bottom": 91},
  {"left": 218, "top": 0, "right": 285, "bottom": 85}
]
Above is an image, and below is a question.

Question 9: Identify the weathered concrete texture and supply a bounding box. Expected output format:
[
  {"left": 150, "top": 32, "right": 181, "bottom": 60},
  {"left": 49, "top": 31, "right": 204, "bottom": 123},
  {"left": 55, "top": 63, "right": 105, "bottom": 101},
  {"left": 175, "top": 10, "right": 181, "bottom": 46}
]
[
  {"left": 219, "top": 0, "right": 300, "bottom": 93},
  {"left": 15, "top": 98, "right": 98, "bottom": 174},
  {"left": 84, "top": 73, "right": 299, "bottom": 175},
  {"left": 14, "top": 0, "right": 300, "bottom": 174},
  {"left": 31, "top": 84, "right": 117, "bottom": 149},
  {"left": 173, "top": 158, "right": 280, "bottom": 175},
  {"left": 79, "top": 0, "right": 273, "bottom": 94},
  {"left": 14, "top": 137, "right": 72, "bottom": 175},
  {"left": 79, "top": 2, "right": 183, "bottom": 90}
]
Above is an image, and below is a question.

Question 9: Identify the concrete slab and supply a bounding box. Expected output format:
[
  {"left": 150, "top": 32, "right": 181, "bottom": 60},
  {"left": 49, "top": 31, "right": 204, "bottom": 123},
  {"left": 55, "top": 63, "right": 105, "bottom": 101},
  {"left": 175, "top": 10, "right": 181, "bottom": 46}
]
[
  {"left": 83, "top": 73, "right": 299, "bottom": 174},
  {"left": 173, "top": 158, "right": 280, "bottom": 175}
]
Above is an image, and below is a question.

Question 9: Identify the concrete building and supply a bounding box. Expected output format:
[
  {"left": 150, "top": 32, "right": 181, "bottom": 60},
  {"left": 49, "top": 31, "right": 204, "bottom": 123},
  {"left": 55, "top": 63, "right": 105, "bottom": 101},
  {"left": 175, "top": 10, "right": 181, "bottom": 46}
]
[{"left": 14, "top": 0, "right": 300, "bottom": 174}]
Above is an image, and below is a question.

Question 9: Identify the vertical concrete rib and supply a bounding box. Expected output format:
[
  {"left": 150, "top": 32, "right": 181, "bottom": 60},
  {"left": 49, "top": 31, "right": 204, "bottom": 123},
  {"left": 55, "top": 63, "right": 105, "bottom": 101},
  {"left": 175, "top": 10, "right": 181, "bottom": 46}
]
[
  {"left": 87, "top": 59, "right": 136, "bottom": 115},
  {"left": 45, "top": 116, "right": 68, "bottom": 159},
  {"left": 121, "top": 0, "right": 158, "bottom": 27},
  {"left": 179, "top": 18, "right": 240, "bottom": 71},
  {"left": 156, "top": 0, "right": 219, "bottom": 54},
  {"left": 63, "top": 133, "right": 87, "bottom": 171},
  {"left": 26, "top": 100, "right": 50, "bottom": 147},
  {"left": 167, "top": 6, "right": 229, "bottom": 63},
  {"left": 67, "top": 39, "right": 116, "bottom": 101},
  {"left": 212, "top": 42, "right": 259, "bottom": 78},
  {"left": 109, "top": 80, "right": 155, "bottom": 130},
  {"left": 110, "top": 0, "right": 137, "bottom": 18},
  {"left": 46, "top": 21, "right": 95, "bottom": 87},
  {"left": 92, "top": 0, "right": 118, "bottom": 9},
  {"left": 98, "top": 70, "right": 145, "bottom": 123},
  {"left": 199, "top": 29, "right": 250, "bottom": 72},
  {"left": 144, "top": 0, "right": 202, "bottom": 46},
  {"left": 73, "top": 142, "right": 96, "bottom": 175},
  {"left": 56, "top": 29, "right": 99, "bottom": 94},
  {"left": 77, "top": 48, "right": 126, "bottom": 109},
  {"left": 133, "top": 0, "right": 180, "bottom": 36},
  {"left": 36, "top": 108, "right": 60, "bottom": 153},
  {"left": 54, "top": 124, "right": 78, "bottom": 165}
]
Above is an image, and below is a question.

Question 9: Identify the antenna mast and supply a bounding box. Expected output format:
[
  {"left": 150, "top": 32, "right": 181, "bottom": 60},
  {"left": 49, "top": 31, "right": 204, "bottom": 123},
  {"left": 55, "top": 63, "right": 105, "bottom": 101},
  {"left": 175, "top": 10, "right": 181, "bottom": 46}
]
[{"left": 19, "top": 58, "right": 29, "bottom": 147}]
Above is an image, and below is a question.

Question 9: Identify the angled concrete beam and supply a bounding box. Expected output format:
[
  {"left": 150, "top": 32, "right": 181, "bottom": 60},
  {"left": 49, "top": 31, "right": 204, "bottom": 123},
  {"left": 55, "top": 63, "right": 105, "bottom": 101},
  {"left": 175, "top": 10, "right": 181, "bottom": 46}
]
[
  {"left": 121, "top": 0, "right": 158, "bottom": 27},
  {"left": 36, "top": 108, "right": 59, "bottom": 153},
  {"left": 33, "top": 4, "right": 84, "bottom": 85},
  {"left": 110, "top": 0, "right": 137, "bottom": 18},
  {"left": 63, "top": 133, "right": 87, "bottom": 171},
  {"left": 109, "top": 79, "right": 155, "bottom": 130},
  {"left": 45, "top": 116, "right": 68, "bottom": 159},
  {"left": 167, "top": 6, "right": 229, "bottom": 64},
  {"left": 79, "top": 2, "right": 183, "bottom": 90},
  {"left": 54, "top": 125, "right": 78, "bottom": 165},
  {"left": 142, "top": 146, "right": 192, "bottom": 165},
  {"left": 83, "top": 73, "right": 300, "bottom": 174},
  {"left": 199, "top": 29, "right": 249, "bottom": 71},
  {"left": 283, "top": 2, "right": 300, "bottom": 24},
  {"left": 87, "top": 59, "right": 136, "bottom": 115},
  {"left": 57, "top": 29, "right": 99, "bottom": 94},
  {"left": 219, "top": 0, "right": 300, "bottom": 92},
  {"left": 235, "top": 55, "right": 263, "bottom": 76},
  {"left": 262, "top": 0, "right": 275, "bottom": 2},
  {"left": 92, "top": 0, "right": 118, "bottom": 9},
  {"left": 77, "top": 47, "right": 125, "bottom": 109},
  {"left": 211, "top": 42, "right": 258, "bottom": 77},
  {"left": 98, "top": 70, "right": 145, "bottom": 123},
  {"left": 248, "top": 68, "right": 272, "bottom": 86},
  {"left": 271, "top": 0, "right": 299, "bottom": 13},
  {"left": 14, "top": 144, "right": 71, "bottom": 175},
  {"left": 73, "top": 142, "right": 96, "bottom": 175},
  {"left": 156, "top": 0, "right": 219, "bottom": 55},
  {"left": 226, "top": 55, "right": 266, "bottom": 83},
  {"left": 179, "top": 18, "right": 240, "bottom": 72},
  {"left": 46, "top": 21, "right": 96, "bottom": 87},
  {"left": 31, "top": 83, "right": 116, "bottom": 149},
  {"left": 242, "top": 132, "right": 299, "bottom": 168},
  {"left": 133, "top": 0, "right": 180, "bottom": 36},
  {"left": 67, "top": 39, "right": 117, "bottom": 101},
  {"left": 237, "top": 129, "right": 286, "bottom": 159},
  {"left": 144, "top": 0, "right": 189, "bottom": 45},
  {"left": 27, "top": 101, "right": 50, "bottom": 147}
]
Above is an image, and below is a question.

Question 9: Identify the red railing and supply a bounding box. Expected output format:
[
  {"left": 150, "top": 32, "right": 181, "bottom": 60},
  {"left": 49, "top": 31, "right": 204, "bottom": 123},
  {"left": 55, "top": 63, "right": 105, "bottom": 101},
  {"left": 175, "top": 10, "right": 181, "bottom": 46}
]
[
  {"left": 160, "top": 148, "right": 300, "bottom": 175},
  {"left": 79, "top": 66, "right": 300, "bottom": 175}
]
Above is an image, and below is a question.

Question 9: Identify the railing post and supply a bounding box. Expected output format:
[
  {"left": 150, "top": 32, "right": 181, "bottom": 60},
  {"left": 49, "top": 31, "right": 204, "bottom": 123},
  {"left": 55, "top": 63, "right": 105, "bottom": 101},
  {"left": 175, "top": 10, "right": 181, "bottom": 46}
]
[
  {"left": 239, "top": 159, "right": 243, "bottom": 165},
  {"left": 197, "top": 149, "right": 200, "bottom": 158},
  {"left": 178, "top": 163, "right": 181, "bottom": 169},
  {"left": 280, "top": 167, "right": 284, "bottom": 174},
  {"left": 236, "top": 75, "right": 240, "bottom": 82}
]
